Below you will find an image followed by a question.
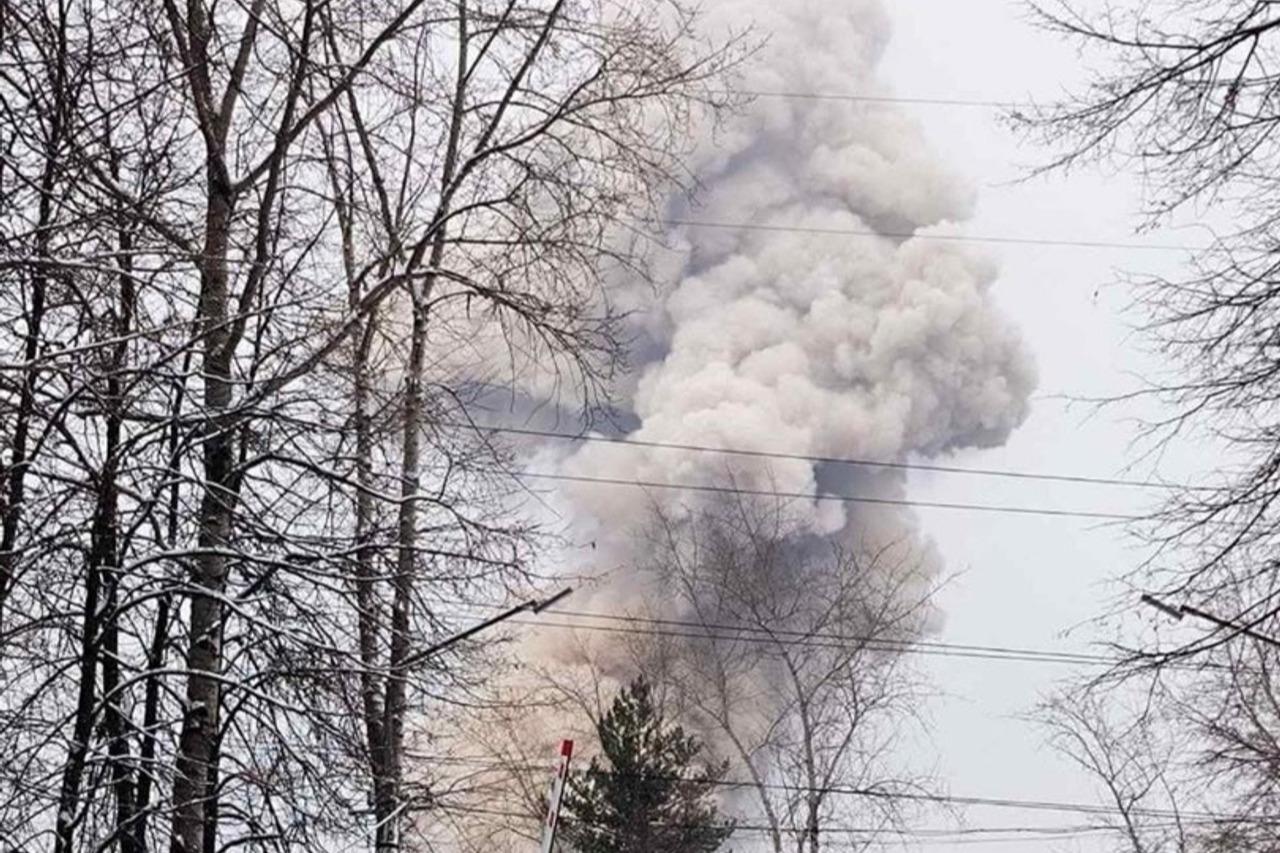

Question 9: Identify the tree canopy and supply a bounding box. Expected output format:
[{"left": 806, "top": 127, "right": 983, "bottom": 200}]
[{"left": 560, "top": 677, "right": 735, "bottom": 853}]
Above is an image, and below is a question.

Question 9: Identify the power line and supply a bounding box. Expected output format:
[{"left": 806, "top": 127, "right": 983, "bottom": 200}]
[
  {"left": 440, "top": 600, "right": 1219, "bottom": 671},
  {"left": 723, "top": 88, "right": 1026, "bottom": 109},
  {"left": 547, "top": 607, "right": 1109, "bottom": 663},
  {"left": 446, "top": 599, "right": 1117, "bottom": 667},
  {"left": 657, "top": 217, "right": 1213, "bottom": 253},
  {"left": 438, "top": 803, "right": 1144, "bottom": 847},
  {"left": 442, "top": 419, "right": 1195, "bottom": 492},
  {"left": 504, "top": 468, "right": 1144, "bottom": 522},
  {"left": 507, "top": 617, "right": 1116, "bottom": 666},
  {"left": 411, "top": 757, "right": 1240, "bottom": 825},
  {"left": 440, "top": 802, "right": 1138, "bottom": 842},
  {"left": 439, "top": 600, "right": 1225, "bottom": 674},
  {"left": 500, "top": 609, "right": 1117, "bottom": 667}
]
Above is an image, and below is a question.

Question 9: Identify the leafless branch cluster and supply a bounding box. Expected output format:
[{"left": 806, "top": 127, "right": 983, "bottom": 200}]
[
  {"left": 642, "top": 498, "right": 935, "bottom": 853},
  {"left": 1017, "top": 1, "right": 1280, "bottom": 609},
  {"left": 0, "top": 1, "right": 744, "bottom": 850},
  {"left": 1020, "top": 5, "right": 1280, "bottom": 846},
  {"left": 404, "top": 495, "right": 940, "bottom": 853}
]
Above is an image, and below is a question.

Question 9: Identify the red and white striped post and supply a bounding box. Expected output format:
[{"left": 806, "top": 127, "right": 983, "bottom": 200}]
[{"left": 538, "top": 739, "right": 574, "bottom": 853}]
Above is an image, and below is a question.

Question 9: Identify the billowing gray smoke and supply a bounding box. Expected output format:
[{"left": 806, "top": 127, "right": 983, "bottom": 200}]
[
  {"left": 546, "top": 0, "right": 1035, "bottom": 587},
  {"left": 435, "top": 5, "right": 1036, "bottom": 842}
]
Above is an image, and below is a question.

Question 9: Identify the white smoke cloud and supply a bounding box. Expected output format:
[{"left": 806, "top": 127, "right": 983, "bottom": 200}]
[
  {"left": 554, "top": 0, "right": 1034, "bottom": 554},
  {"left": 435, "top": 4, "right": 1037, "bottom": 842}
]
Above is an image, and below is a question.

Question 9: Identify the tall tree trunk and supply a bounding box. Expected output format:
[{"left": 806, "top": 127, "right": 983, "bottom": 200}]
[
  {"left": 101, "top": 218, "right": 141, "bottom": 853},
  {"left": 780, "top": 649, "right": 820, "bottom": 853},
  {"left": 379, "top": 287, "right": 426, "bottom": 850},
  {"left": 324, "top": 122, "right": 392, "bottom": 840},
  {"left": 0, "top": 1, "right": 67, "bottom": 633},
  {"left": 45, "top": 9, "right": 96, "bottom": 847},
  {"left": 375, "top": 10, "right": 468, "bottom": 845},
  {"left": 134, "top": 350, "right": 189, "bottom": 852},
  {"left": 354, "top": 315, "right": 390, "bottom": 835},
  {"left": 165, "top": 0, "right": 308, "bottom": 842},
  {"left": 53, "top": 534, "right": 103, "bottom": 853},
  {"left": 52, "top": 261, "right": 131, "bottom": 848},
  {"left": 134, "top": 592, "right": 172, "bottom": 852},
  {"left": 201, "top": 692, "right": 225, "bottom": 853},
  {"left": 352, "top": 245, "right": 390, "bottom": 844},
  {"left": 170, "top": 166, "right": 236, "bottom": 853}
]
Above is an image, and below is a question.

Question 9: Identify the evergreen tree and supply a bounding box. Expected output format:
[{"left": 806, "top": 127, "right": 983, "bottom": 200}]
[{"left": 560, "top": 677, "right": 735, "bottom": 853}]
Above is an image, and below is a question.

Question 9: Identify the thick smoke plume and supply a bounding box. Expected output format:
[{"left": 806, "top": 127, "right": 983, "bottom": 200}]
[
  {"left": 549, "top": 0, "right": 1034, "bottom": 590},
  {"left": 434, "top": 3, "right": 1036, "bottom": 844}
]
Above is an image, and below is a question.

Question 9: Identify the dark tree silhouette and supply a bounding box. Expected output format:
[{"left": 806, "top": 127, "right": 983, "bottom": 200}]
[
  {"left": 1016, "top": 0, "right": 1280, "bottom": 653},
  {"left": 1020, "top": 4, "right": 1280, "bottom": 849},
  {"left": 0, "top": 2, "right": 745, "bottom": 850},
  {"left": 560, "top": 677, "right": 735, "bottom": 853}
]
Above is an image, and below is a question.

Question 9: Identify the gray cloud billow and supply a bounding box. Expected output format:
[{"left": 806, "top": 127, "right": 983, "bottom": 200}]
[{"left": 554, "top": 0, "right": 1034, "bottom": 572}]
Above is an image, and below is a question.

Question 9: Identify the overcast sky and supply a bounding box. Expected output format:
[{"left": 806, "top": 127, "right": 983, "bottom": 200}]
[{"left": 875, "top": 3, "right": 1199, "bottom": 851}]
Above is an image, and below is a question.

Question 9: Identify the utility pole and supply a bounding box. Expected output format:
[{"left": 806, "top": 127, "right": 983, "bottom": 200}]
[
  {"left": 400, "top": 587, "right": 574, "bottom": 669},
  {"left": 539, "top": 739, "right": 574, "bottom": 853},
  {"left": 1141, "top": 594, "right": 1280, "bottom": 649}
]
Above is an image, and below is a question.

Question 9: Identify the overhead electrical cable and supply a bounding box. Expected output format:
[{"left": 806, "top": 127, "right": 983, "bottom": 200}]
[
  {"left": 646, "top": 217, "right": 1216, "bottom": 253},
  {"left": 535, "top": 607, "right": 1112, "bottom": 663},
  {"left": 438, "top": 803, "right": 1146, "bottom": 847},
  {"left": 507, "top": 617, "right": 1117, "bottom": 666},
  {"left": 717, "top": 88, "right": 1027, "bottom": 108},
  {"left": 436, "top": 601, "right": 1219, "bottom": 672},
  {"left": 443, "top": 601, "right": 1118, "bottom": 667},
  {"left": 432, "top": 601, "right": 1209, "bottom": 670},
  {"left": 439, "top": 419, "right": 1198, "bottom": 491},
  {"left": 501, "top": 468, "right": 1145, "bottom": 521},
  {"left": 509, "top": 611, "right": 1115, "bottom": 666},
  {"left": 406, "top": 759, "right": 1245, "bottom": 825}
]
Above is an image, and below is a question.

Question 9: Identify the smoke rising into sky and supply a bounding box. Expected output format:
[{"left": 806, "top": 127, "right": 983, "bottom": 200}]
[
  {"left": 551, "top": 0, "right": 1035, "bottom": 577},
  {"left": 441, "top": 4, "right": 1040, "bottom": 843}
]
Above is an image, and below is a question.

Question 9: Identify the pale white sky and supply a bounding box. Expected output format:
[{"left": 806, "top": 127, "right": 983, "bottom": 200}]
[{"left": 877, "top": 3, "right": 1200, "bottom": 852}]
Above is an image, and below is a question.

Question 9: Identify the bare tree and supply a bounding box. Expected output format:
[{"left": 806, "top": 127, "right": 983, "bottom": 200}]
[
  {"left": 641, "top": 497, "right": 934, "bottom": 853},
  {"left": 302, "top": 4, "right": 747, "bottom": 848},
  {"left": 412, "top": 492, "right": 937, "bottom": 853},
  {"left": 1018, "top": 6, "right": 1280, "bottom": 849},
  {"left": 0, "top": 1, "right": 744, "bottom": 851},
  {"left": 1015, "top": 0, "right": 1280, "bottom": 650},
  {"left": 1040, "top": 688, "right": 1193, "bottom": 853}
]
